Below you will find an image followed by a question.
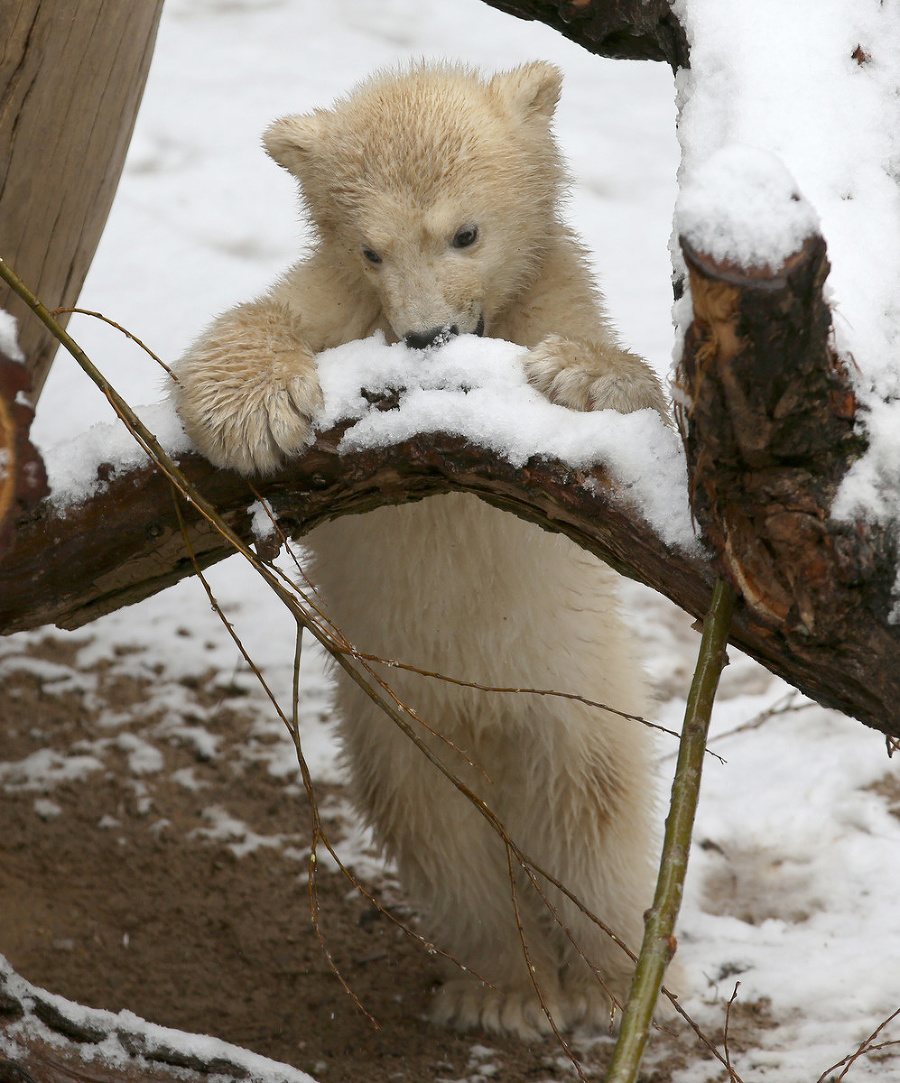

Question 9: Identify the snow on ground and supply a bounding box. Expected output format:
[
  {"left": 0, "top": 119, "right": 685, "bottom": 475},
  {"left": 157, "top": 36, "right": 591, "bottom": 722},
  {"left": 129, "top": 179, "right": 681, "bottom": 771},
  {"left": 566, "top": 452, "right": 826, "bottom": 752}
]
[{"left": 4, "top": 0, "right": 900, "bottom": 1080}]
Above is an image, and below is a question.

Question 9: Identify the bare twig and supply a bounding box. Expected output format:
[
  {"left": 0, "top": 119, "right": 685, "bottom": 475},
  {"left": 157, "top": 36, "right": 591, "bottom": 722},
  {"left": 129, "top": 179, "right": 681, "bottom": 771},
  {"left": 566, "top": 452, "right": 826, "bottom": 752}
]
[
  {"left": 723, "top": 983, "right": 742, "bottom": 1083},
  {"left": 504, "top": 844, "right": 587, "bottom": 1083},
  {"left": 606, "top": 578, "right": 738, "bottom": 1083},
  {"left": 712, "top": 689, "right": 814, "bottom": 744},
  {"left": 814, "top": 1005, "right": 900, "bottom": 1083},
  {"left": 50, "top": 305, "right": 178, "bottom": 380},
  {"left": 346, "top": 650, "right": 725, "bottom": 758}
]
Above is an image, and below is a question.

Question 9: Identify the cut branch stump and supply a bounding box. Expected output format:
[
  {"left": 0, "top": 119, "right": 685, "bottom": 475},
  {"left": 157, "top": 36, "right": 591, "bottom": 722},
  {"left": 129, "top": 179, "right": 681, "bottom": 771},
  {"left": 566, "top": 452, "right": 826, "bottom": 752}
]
[{"left": 676, "top": 233, "right": 900, "bottom": 736}]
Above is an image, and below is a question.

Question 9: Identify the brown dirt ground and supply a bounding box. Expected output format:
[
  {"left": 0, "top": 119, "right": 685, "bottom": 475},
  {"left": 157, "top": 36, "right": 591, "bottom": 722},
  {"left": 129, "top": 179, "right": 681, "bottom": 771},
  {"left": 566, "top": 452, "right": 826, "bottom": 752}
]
[{"left": 0, "top": 634, "right": 769, "bottom": 1083}]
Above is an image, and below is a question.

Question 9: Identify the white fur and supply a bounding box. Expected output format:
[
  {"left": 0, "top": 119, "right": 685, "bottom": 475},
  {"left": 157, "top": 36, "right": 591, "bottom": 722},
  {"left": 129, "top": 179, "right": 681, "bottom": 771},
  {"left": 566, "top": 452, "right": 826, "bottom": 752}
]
[
  {"left": 172, "top": 61, "right": 671, "bottom": 1038},
  {"left": 307, "top": 496, "right": 657, "bottom": 1036}
]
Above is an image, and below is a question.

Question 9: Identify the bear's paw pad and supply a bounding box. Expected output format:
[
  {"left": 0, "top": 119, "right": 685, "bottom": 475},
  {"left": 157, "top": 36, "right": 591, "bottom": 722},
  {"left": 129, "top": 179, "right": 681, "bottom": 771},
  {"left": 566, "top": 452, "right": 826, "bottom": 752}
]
[{"left": 524, "top": 335, "right": 666, "bottom": 417}]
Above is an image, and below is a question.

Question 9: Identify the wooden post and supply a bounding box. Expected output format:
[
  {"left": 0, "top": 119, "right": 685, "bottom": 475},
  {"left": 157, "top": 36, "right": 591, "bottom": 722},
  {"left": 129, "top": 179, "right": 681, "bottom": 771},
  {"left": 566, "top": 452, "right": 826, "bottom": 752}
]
[{"left": 0, "top": 0, "right": 164, "bottom": 401}]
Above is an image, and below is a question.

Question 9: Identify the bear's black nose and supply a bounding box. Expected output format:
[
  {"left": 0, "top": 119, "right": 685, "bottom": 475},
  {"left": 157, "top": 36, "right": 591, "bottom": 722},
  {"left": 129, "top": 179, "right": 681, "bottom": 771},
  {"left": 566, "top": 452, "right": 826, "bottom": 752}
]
[{"left": 404, "top": 325, "right": 458, "bottom": 350}]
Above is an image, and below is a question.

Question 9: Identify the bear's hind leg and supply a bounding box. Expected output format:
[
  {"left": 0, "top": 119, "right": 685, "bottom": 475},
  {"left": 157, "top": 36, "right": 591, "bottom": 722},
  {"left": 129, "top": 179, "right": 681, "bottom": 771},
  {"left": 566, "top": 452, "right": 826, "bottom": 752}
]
[
  {"left": 494, "top": 709, "right": 658, "bottom": 1033},
  {"left": 424, "top": 845, "right": 568, "bottom": 1040},
  {"left": 346, "top": 708, "right": 568, "bottom": 1039}
]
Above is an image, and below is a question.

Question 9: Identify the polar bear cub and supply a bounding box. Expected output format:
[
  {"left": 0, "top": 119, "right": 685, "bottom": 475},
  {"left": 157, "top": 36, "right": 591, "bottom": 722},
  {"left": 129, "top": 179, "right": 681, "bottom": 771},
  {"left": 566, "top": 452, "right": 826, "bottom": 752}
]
[{"left": 173, "top": 61, "right": 669, "bottom": 1038}]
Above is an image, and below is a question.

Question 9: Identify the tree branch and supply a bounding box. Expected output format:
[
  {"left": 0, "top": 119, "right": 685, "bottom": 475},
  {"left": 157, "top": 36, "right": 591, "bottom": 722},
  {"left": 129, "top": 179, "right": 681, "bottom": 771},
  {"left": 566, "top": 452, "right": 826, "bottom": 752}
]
[
  {"left": 607, "top": 578, "right": 736, "bottom": 1082},
  {"left": 0, "top": 395, "right": 898, "bottom": 737},
  {"left": 0, "top": 423, "right": 712, "bottom": 634},
  {"left": 476, "top": 0, "right": 689, "bottom": 67}
]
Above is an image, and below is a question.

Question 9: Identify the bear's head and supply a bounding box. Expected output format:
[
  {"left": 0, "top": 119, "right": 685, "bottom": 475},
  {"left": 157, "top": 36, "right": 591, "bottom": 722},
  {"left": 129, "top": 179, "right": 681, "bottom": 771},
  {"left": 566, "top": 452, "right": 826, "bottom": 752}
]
[{"left": 263, "top": 61, "right": 567, "bottom": 348}]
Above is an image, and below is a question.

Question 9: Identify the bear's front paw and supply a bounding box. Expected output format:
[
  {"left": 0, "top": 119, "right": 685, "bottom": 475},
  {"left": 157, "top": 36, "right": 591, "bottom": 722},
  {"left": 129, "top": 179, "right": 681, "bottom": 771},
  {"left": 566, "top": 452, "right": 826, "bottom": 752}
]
[
  {"left": 431, "top": 975, "right": 564, "bottom": 1040},
  {"left": 235, "top": 363, "right": 325, "bottom": 474},
  {"left": 179, "top": 362, "right": 323, "bottom": 476},
  {"left": 524, "top": 334, "right": 668, "bottom": 419}
]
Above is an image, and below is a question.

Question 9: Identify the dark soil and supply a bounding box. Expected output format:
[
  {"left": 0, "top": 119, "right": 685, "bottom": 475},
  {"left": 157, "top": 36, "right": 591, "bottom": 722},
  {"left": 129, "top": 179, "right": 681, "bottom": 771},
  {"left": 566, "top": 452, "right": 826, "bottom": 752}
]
[{"left": 0, "top": 633, "right": 765, "bottom": 1082}]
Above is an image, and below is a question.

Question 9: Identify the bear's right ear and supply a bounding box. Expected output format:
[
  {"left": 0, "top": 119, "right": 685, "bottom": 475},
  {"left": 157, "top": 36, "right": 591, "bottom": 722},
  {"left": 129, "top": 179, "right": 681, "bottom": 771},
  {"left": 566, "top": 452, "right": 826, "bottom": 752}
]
[{"left": 262, "top": 114, "right": 322, "bottom": 177}]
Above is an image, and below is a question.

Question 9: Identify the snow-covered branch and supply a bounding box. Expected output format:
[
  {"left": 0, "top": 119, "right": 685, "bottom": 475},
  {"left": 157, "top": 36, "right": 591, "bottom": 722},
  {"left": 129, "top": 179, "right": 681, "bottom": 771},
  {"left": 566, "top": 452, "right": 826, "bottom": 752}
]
[{"left": 0, "top": 355, "right": 899, "bottom": 740}]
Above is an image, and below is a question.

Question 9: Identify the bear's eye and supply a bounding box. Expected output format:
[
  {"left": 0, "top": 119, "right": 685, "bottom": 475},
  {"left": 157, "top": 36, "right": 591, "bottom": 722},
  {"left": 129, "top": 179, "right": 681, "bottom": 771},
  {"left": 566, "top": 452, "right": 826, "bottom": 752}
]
[
  {"left": 452, "top": 225, "right": 479, "bottom": 250},
  {"left": 362, "top": 246, "right": 382, "bottom": 265}
]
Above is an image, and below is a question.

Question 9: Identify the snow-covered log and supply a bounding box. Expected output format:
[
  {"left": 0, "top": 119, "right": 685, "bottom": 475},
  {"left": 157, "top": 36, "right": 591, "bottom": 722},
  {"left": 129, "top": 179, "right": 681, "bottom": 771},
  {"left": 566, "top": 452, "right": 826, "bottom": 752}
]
[{"left": 0, "top": 956, "right": 315, "bottom": 1083}]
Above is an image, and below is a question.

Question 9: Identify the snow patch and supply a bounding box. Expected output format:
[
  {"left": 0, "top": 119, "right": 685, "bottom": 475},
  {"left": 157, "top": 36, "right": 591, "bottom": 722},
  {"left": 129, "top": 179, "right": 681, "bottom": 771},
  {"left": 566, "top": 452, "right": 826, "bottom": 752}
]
[
  {"left": 248, "top": 497, "right": 277, "bottom": 541},
  {"left": 317, "top": 333, "right": 697, "bottom": 551},
  {"left": 0, "top": 955, "right": 317, "bottom": 1083},
  {"left": 675, "top": 145, "right": 819, "bottom": 270},
  {"left": 0, "top": 310, "right": 24, "bottom": 363},
  {"left": 43, "top": 401, "right": 192, "bottom": 510},
  {"left": 674, "top": 0, "right": 900, "bottom": 533}
]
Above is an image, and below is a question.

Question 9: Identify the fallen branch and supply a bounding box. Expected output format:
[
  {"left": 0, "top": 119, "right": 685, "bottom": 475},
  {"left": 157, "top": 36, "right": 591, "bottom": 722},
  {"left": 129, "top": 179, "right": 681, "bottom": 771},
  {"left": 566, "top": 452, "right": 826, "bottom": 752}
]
[{"left": 0, "top": 956, "right": 313, "bottom": 1083}]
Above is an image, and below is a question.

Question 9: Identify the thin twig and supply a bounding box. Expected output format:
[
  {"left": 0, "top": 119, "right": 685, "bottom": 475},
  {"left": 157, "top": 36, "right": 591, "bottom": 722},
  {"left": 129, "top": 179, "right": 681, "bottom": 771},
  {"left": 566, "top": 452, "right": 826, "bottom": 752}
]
[
  {"left": 505, "top": 844, "right": 586, "bottom": 1083},
  {"left": 814, "top": 1005, "right": 900, "bottom": 1083},
  {"left": 172, "top": 495, "right": 378, "bottom": 1025},
  {"left": 517, "top": 858, "right": 623, "bottom": 1016},
  {"left": 723, "top": 982, "right": 741, "bottom": 1083},
  {"left": 712, "top": 689, "right": 813, "bottom": 744},
  {"left": 50, "top": 305, "right": 178, "bottom": 380},
  {"left": 606, "top": 578, "right": 738, "bottom": 1083},
  {"left": 174, "top": 498, "right": 499, "bottom": 1015},
  {"left": 346, "top": 649, "right": 723, "bottom": 757}
]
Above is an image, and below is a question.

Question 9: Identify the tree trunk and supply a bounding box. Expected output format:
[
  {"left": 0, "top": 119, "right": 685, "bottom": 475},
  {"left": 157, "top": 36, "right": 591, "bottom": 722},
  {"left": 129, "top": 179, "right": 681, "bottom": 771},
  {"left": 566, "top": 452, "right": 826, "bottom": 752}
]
[
  {"left": 676, "top": 232, "right": 900, "bottom": 738},
  {"left": 0, "top": 0, "right": 164, "bottom": 401}
]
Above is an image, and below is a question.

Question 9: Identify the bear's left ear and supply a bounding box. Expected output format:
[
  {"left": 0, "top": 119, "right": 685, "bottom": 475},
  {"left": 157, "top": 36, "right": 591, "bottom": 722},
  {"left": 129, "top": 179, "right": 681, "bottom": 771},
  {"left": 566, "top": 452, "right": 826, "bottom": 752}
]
[
  {"left": 262, "top": 113, "right": 322, "bottom": 177},
  {"left": 490, "top": 61, "right": 562, "bottom": 124}
]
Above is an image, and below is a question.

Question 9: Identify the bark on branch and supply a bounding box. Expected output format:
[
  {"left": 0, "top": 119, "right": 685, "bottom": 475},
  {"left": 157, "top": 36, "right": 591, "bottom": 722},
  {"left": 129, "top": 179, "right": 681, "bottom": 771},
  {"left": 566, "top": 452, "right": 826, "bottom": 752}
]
[
  {"left": 0, "top": 351, "right": 48, "bottom": 557},
  {"left": 676, "top": 232, "right": 900, "bottom": 739},
  {"left": 0, "top": 420, "right": 714, "bottom": 636}
]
